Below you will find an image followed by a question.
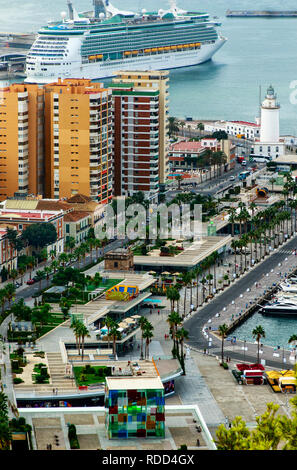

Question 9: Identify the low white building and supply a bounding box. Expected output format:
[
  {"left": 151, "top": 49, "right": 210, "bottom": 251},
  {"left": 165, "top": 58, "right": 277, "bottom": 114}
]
[{"left": 204, "top": 119, "right": 260, "bottom": 139}]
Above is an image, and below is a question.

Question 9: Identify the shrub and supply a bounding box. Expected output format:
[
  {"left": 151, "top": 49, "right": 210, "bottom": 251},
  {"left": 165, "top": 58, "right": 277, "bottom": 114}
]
[{"left": 13, "top": 378, "right": 24, "bottom": 384}]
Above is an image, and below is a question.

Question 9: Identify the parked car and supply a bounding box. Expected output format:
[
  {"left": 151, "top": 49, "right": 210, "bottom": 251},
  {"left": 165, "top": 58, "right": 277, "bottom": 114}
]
[
  {"left": 229, "top": 175, "right": 235, "bottom": 181},
  {"left": 26, "top": 279, "right": 35, "bottom": 285}
]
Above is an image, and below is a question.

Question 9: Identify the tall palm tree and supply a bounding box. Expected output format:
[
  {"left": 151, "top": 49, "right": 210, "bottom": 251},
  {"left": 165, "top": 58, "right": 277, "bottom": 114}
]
[
  {"left": 218, "top": 324, "right": 229, "bottom": 364},
  {"left": 77, "top": 322, "right": 90, "bottom": 361},
  {"left": 5, "top": 283, "right": 15, "bottom": 308},
  {"left": 176, "top": 327, "right": 189, "bottom": 374},
  {"left": 252, "top": 325, "right": 265, "bottom": 365},
  {"left": 102, "top": 316, "right": 115, "bottom": 350},
  {"left": 167, "top": 311, "right": 182, "bottom": 356},
  {"left": 288, "top": 334, "right": 297, "bottom": 366},
  {"left": 109, "top": 323, "right": 121, "bottom": 358},
  {"left": 228, "top": 207, "right": 237, "bottom": 237},
  {"left": 143, "top": 326, "right": 154, "bottom": 359},
  {"left": 166, "top": 286, "right": 180, "bottom": 313},
  {"left": 181, "top": 271, "right": 192, "bottom": 316},
  {"left": 139, "top": 316, "right": 150, "bottom": 360}
]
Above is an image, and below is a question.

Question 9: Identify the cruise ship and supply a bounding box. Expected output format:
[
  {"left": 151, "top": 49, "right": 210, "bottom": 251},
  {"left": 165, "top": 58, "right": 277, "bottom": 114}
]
[{"left": 25, "top": 0, "right": 226, "bottom": 83}]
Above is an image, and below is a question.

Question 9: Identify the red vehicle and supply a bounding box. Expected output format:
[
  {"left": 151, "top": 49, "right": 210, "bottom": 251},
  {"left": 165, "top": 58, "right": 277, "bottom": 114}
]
[
  {"left": 26, "top": 279, "right": 35, "bottom": 285},
  {"left": 237, "top": 156, "right": 245, "bottom": 163}
]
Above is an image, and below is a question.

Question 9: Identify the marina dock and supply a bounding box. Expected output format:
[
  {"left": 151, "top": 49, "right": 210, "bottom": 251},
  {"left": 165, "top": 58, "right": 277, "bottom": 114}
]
[
  {"left": 226, "top": 10, "right": 297, "bottom": 18},
  {"left": 0, "top": 32, "right": 34, "bottom": 79}
]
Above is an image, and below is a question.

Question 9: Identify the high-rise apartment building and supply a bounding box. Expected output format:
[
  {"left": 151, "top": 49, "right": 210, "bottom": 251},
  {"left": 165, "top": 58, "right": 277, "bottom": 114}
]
[
  {"left": 0, "top": 83, "right": 44, "bottom": 200},
  {"left": 112, "top": 71, "right": 169, "bottom": 200},
  {"left": 44, "top": 78, "right": 113, "bottom": 203}
]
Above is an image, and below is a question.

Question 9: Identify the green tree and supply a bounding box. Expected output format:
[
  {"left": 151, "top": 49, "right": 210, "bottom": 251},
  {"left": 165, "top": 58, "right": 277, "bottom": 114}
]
[
  {"left": 21, "top": 223, "right": 57, "bottom": 252},
  {"left": 168, "top": 116, "right": 179, "bottom": 136},
  {"left": 5, "top": 283, "right": 16, "bottom": 308}
]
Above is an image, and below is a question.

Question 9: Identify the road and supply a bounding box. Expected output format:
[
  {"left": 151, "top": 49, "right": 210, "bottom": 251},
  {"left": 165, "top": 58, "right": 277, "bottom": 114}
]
[
  {"left": 184, "top": 235, "right": 297, "bottom": 368},
  {"left": 5, "top": 238, "right": 125, "bottom": 306}
]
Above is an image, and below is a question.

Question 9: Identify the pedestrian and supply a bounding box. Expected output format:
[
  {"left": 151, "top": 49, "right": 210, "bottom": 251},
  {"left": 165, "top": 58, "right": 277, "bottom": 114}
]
[
  {"left": 158, "top": 309, "right": 160, "bottom": 315},
  {"left": 150, "top": 308, "right": 152, "bottom": 315},
  {"left": 55, "top": 388, "right": 58, "bottom": 395},
  {"left": 52, "top": 388, "right": 55, "bottom": 395}
]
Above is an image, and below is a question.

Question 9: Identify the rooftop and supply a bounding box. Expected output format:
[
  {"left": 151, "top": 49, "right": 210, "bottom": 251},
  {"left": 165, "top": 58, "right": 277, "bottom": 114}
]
[
  {"left": 170, "top": 140, "right": 204, "bottom": 152},
  {"left": 106, "top": 375, "right": 164, "bottom": 390},
  {"left": 230, "top": 120, "right": 260, "bottom": 127},
  {"left": 64, "top": 211, "right": 90, "bottom": 222},
  {"left": 18, "top": 405, "right": 216, "bottom": 450},
  {"left": 134, "top": 236, "right": 231, "bottom": 269}
]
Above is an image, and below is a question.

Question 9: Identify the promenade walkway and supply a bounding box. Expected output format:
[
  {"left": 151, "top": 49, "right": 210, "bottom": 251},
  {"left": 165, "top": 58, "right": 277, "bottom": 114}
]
[{"left": 185, "top": 235, "right": 297, "bottom": 368}]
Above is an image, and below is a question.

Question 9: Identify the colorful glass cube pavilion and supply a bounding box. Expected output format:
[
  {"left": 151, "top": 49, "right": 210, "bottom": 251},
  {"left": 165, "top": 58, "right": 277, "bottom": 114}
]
[{"left": 105, "top": 376, "right": 165, "bottom": 439}]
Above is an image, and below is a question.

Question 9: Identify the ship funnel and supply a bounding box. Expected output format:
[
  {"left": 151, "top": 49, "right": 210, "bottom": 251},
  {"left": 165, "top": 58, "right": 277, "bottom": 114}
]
[
  {"left": 67, "top": 0, "right": 74, "bottom": 20},
  {"left": 93, "top": 0, "right": 106, "bottom": 18}
]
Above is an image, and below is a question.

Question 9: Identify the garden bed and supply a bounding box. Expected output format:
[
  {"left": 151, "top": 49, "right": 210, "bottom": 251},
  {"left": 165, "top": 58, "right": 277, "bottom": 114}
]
[{"left": 73, "top": 365, "right": 112, "bottom": 386}]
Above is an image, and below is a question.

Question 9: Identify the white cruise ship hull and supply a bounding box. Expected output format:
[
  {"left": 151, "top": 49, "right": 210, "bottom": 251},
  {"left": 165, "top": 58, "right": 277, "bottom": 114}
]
[{"left": 25, "top": 38, "right": 226, "bottom": 84}]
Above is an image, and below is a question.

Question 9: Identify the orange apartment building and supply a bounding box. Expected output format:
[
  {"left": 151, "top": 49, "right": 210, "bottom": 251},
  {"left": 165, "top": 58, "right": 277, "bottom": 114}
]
[
  {"left": 43, "top": 78, "right": 113, "bottom": 204},
  {"left": 0, "top": 83, "right": 44, "bottom": 201}
]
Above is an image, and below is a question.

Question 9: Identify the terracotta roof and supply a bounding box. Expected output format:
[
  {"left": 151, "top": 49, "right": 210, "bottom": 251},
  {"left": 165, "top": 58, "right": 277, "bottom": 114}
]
[
  {"left": 231, "top": 120, "right": 260, "bottom": 127},
  {"left": 170, "top": 141, "right": 204, "bottom": 152},
  {"left": 64, "top": 211, "right": 90, "bottom": 222},
  {"left": 66, "top": 194, "right": 93, "bottom": 204},
  {"left": 36, "top": 200, "right": 71, "bottom": 211}
]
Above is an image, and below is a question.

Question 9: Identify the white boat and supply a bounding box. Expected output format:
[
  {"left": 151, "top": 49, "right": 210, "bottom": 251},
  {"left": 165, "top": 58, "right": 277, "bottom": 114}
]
[
  {"left": 25, "top": 0, "right": 226, "bottom": 83},
  {"left": 260, "top": 299, "right": 297, "bottom": 315},
  {"left": 280, "top": 283, "right": 297, "bottom": 293}
]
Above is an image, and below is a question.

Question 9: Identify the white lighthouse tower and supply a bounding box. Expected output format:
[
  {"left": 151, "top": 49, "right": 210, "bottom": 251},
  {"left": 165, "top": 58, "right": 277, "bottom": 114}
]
[
  {"left": 252, "top": 85, "right": 285, "bottom": 159},
  {"left": 260, "top": 85, "right": 280, "bottom": 143}
]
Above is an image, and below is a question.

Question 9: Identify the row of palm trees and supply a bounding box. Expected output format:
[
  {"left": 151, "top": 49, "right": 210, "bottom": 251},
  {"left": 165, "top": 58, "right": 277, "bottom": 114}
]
[
  {"left": 228, "top": 198, "right": 297, "bottom": 275},
  {"left": 218, "top": 323, "right": 297, "bottom": 365},
  {"left": 165, "top": 250, "right": 225, "bottom": 318},
  {"left": 166, "top": 311, "right": 189, "bottom": 374}
]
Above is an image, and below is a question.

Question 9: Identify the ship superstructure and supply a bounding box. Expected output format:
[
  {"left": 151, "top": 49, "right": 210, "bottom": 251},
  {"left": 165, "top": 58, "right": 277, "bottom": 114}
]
[{"left": 25, "top": 0, "right": 226, "bottom": 83}]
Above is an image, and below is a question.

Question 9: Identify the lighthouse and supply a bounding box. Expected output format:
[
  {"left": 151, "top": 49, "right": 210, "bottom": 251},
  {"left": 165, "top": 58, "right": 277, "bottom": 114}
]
[
  {"left": 260, "top": 85, "right": 280, "bottom": 143},
  {"left": 252, "top": 85, "right": 284, "bottom": 159}
]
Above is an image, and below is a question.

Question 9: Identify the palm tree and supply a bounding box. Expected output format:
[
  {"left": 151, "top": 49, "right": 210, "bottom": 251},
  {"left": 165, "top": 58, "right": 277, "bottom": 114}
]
[
  {"left": 44, "top": 266, "right": 51, "bottom": 287},
  {"left": 228, "top": 207, "right": 237, "bottom": 237},
  {"left": 109, "top": 324, "right": 121, "bottom": 357},
  {"left": 197, "top": 122, "right": 204, "bottom": 135},
  {"left": 102, "top": 316, "right": 115, "bottom": 350},
  {"left": 65, "top": 236, "right": 75, "bottom": 254},
  {"left": 139, "top": 316, "right": 149, "bottom": 360},
  {"left": 71, "top": 320, "right": 81, "bottom": 353},
  {"left": 288, "top": 334, "right": 297, "bottom": 366},
  {"left": 252, "top": 325, "right": 265, "bottom": 364},
  {"left": 76, "top": 322, "right": 90, "bottom": 361},
  {"left": 167, "top": 311, "right": 182, "bottom": 357},
  {"left": 176, "top": 327, "right": 189, "bottom": 374},
  {"left": 9, "top": 269, "right": 18, "bottom": 286},
  {"left": 0, "top": 289, "right": 7, "bottom": 314},
  {"left": 5, "top": 283, "right": 15, "bottom": 308},
  {"left": 175, "top": 174, "right": 183, "bottom": 190},
  {"left": 168, "top": 116, "right": 179, "bottom": 137},
  {"left": 166, "top": 286, "right": 180, "bottom": 313},
  {"left": 94, "top": 238, "right": 102, "bottom": 259},
  {"left": 218, "top": 324, "right": 229, "bottom": 364},
  {"left": 269, "top": 177, "right": 277, "bottom": 192},
  {"left": 143, "top": 325, "right": 154, "bottom": 359},
  {"left": 58, "top": 252, "right": 68, "bottom": 268},
  {"left": 181, "top": 271, "right": 192, "bottom": 316}
]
